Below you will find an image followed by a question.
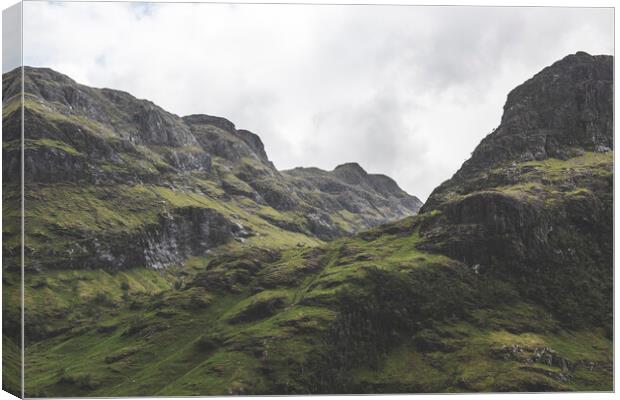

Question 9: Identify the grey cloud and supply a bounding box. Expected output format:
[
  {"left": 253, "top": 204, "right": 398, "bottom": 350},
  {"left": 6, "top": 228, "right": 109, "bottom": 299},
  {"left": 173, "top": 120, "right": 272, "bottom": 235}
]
[{"left": 308, "top": 90, "right": 428, "bottom": 172}]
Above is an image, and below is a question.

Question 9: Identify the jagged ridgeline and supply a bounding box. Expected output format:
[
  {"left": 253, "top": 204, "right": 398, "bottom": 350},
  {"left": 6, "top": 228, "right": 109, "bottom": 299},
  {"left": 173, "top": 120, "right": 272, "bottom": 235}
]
[{"left": 1, "top": 52, "right": 613, "bottom": 396}]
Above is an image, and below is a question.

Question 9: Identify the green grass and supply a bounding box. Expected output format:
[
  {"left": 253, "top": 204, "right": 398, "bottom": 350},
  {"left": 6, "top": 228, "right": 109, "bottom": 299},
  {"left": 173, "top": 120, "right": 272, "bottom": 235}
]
[
  {"left": 349, "top": 316, "right": 611, "bottom": 392},
  {"left": 24, "top": 138, "right": 82, "bottom": 156},
  {"left": 437, "top": 151, "right": 613, "bottom": 206},
  {"left": 2, "top": 334, "right": 22, "bottom": 396},
  {"left": 519, "top": 151, "right": 613, "bottom": 173}
]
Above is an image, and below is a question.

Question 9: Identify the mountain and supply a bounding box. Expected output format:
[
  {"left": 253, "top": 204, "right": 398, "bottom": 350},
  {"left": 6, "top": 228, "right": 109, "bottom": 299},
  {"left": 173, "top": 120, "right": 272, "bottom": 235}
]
[
  {"left": 2, "top": 52, "right": 612, "bottom": 397},
  {"left": 1, "top": 66, "right": 421, "bottom": 274},
  {"left": 418, "top": 52, "right": 613, "bottom": 328}
]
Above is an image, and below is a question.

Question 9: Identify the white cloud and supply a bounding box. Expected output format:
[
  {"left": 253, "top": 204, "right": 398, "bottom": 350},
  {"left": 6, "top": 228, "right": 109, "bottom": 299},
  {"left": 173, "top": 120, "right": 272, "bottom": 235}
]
[{"left": 22, "top": 2, "right": 613, "bottom": 200}]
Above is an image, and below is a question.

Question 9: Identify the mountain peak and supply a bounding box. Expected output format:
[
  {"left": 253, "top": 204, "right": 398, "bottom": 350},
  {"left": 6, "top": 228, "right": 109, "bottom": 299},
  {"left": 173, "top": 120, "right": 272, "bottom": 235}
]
[
  {"left": 334, "top": 162, "right": 366, "bottom": 174},
  {"left": 502, "top": 52, "right": 612, "bottom": 128},
  {"left": 467, "top": 52, "right": 611, "bottom": 174},
  {"left": 422, "top": 52, "right": 613, "bottom": 212},
  {"left": 332, "top": 162, "right": 368, "bottom": 185}
]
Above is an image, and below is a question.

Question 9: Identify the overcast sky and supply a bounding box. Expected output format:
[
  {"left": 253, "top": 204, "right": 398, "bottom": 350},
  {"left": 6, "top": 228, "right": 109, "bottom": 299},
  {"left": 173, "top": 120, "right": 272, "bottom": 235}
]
[{"left": 16, "top": 2, "right": 614, "bottom": 200}]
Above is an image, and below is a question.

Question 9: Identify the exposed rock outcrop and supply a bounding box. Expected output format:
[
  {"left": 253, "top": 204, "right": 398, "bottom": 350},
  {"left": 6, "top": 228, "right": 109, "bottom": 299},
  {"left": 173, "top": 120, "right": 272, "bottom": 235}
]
[
  {"left": 26, "top": 207, "right": 244, "bottom": 271},
  {"left": 417, "top": 52, "right": 613, "bottom": 328}
]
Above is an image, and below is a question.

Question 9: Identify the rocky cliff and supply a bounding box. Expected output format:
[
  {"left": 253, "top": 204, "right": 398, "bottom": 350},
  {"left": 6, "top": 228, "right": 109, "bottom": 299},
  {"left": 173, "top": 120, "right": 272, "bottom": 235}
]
[
  {"left": 423, "top": 51, "right": 612, "bottom": 209},
  {"left": 418, "top": 52, "right": 613, "bottom": 328}
]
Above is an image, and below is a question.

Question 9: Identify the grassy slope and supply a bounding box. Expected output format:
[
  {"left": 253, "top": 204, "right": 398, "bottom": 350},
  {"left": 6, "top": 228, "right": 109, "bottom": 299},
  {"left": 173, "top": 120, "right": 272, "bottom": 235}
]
[
  {"left": 2, "top": 334, "right": 21, "bottom": 396},
  {"left": 20, "top": 152, "right": 613, "bottom": 395},
  {"left": 22, "top": 226, "right": 612, "bottom": 395}
]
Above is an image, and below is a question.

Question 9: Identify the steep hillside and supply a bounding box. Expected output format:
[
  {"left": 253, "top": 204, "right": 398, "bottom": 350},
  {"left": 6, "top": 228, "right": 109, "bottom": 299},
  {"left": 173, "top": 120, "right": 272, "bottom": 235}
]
[
  {"left": 418, "top": 52, "right": 613, "bottom": 329},
  {"left": 2, "top": 52, "right": 613, "bottom": 396}
]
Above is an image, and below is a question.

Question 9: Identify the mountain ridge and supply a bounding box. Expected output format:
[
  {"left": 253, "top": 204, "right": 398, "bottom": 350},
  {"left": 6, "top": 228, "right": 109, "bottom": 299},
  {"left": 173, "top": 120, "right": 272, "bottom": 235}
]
[
  {"left": 2, "top": 65, "right": 422, "bottom": 273},
  {"left": 3, "top": 65, "right": 421, "bottom": 196}
]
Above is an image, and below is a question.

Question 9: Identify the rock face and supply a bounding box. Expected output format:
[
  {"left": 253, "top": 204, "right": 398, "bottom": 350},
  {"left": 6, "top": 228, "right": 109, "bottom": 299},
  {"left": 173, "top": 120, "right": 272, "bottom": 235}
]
[
  {"left": 283, "top": 163, "right": 422, "bottom": 238},
  {"left": 423, "top": 52, "right": 612, "bottom": 210},
  {"left": 2, "top": 66, "right": 422, "bottom": 270},
  {"left": 57, "top": 207, "right": 245, "bottom": 271},
  {"left": 418, "top": 52, "right": 613, "bottom": 328}
]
